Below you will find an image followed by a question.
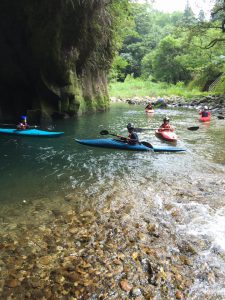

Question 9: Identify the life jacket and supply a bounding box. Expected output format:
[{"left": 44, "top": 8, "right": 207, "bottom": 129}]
[
  {"left": 128, "top": 132, "right": 139, "bottom": 144},
  {"left": 17, "top": 123, "right": 28, "bottom": 130},
  {"left": 160, "top": 123, "right": 173, "bottom": 131},
  {"left": 201, "top": 111, "right": 209, "bottom": 117}
]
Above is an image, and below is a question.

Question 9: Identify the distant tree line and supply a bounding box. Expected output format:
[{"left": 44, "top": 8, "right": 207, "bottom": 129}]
[{"left": 110, "top": 0, "right": 225, "bottom": 92}]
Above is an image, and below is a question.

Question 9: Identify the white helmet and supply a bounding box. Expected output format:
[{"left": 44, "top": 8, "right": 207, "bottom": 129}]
[{"left": 204, "top": 106, "right": 208, "bottom": 110}]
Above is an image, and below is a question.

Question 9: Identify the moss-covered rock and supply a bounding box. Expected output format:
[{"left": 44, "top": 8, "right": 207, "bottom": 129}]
[{"left": 0, "top": 0, "right": 117, "bottom": 122}]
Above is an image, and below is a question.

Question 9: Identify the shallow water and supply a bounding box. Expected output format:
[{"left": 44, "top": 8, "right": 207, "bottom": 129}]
[
  {"left": 0, "top": 103, "right": 225, "bottom": 298},
  {"left": 1, "top": 103, "right": 224, "bottom": 204}
]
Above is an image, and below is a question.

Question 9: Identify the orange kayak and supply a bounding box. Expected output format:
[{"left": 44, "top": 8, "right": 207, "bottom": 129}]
[
  {"left": 199, "top": 112, "right": 211, "bottom": 122},
  {"left": 155, "top": 129, "right": 177, "bottom": 142}
]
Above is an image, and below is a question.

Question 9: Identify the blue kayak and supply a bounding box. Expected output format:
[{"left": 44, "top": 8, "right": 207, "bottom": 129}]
[
  {"left": 75, "top": 138, "right": 186, "bottom": 153},
  {"left": 0, "top": 128, "right": 64, "bottom": 137}
]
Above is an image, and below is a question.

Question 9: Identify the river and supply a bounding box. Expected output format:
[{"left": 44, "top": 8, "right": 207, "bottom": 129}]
[{"left": 0, "top": 103, "right": 225, "bottom": 299}]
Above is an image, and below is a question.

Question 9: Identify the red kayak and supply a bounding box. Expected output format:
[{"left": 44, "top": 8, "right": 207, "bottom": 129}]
[
  {"left": 155, "top": 129, "right": 177, "bottom": 142},
  {"left": 199, "top": 112, "right": 211, "bottom": 122}
]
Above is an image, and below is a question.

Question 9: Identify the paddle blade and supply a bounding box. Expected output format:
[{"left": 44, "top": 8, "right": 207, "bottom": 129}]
[
  {"left": 100, "top": 130, "right": 109, "bottom": 135},
  {"left": 141, "top": 141, "right": 153, "bottom": 149},
  {"left": 187, "top": 126, "right": 199, "bottom": 131},
  {"left": 218, "top": 115, "right": 224, "bottom": 120}
]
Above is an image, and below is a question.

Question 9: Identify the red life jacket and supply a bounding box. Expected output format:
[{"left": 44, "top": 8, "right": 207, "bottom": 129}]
[{"left": 160, "top": 123, "right": 173, "bottom": 131}]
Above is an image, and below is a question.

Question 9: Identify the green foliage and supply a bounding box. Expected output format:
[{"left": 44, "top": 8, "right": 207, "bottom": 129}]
[
  {"left": 118, "top": 3, "right": 184, "bottom": 78},
  {"left": 109, "top": 0, "right": 225, "bottom": 95},
  {"left": 141, "top": 52, "right": 155, "bottom": 79},
  {"left": 109, "top": 77, "right": 207, "bottom": 98},
  {"left": 181, "top": 1, "right": 196, "bottom": 25},
  {"left": 109, "top": 55, "right": 128, "bottom": 82},
  {"left": 188, "top": 63, "right": 222, "bottom": 91},
  {"left": 151, "top": 36, "right": 191, "bottom": 84},
  {"left": 212, "top": 74, "right": 225, "bottom": 93}
]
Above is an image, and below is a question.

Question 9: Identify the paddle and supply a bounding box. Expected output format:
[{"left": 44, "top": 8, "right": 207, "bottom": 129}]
[
  {"left": 217, "top": 115, "right": 224, "bottom": 120},
  {"left": 100, "top": 130, "right": 127, "bottom": 140},
  {"left": 134, "top": 126, "right": 199, "bottom": 132},
  {"left": 140, "top": 141, "right": 154, "bottom": 149},
  {"left": 0, "top": 123, "right": 17, "bottom": 126},
  {"left": 19, "top": 125, "right": 39, "bottom": 129},
  {"left": 0, "top": 123, "right": 39, "bottom": 129},
  {"left": 99, "top": 130, "right": 153, "bottom": 149},
  {"left": 187, "top": 126, "right": 199, "bottom": 131},
  {"left": 134, "top": 128, "right": 157, "bottom": 132}
]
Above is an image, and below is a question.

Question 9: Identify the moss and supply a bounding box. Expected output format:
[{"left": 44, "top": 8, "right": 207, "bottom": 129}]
[
  {"left": 188, "top": 65, "right": 222, "bottom": 92},
  {"left": 212, "top": 74, "right": 225, "bottom": 94}
]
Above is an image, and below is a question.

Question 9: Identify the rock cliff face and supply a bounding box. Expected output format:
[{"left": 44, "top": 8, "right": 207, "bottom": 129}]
[{"left": 0, "top": 0, "right": 114, "bottom": 122}]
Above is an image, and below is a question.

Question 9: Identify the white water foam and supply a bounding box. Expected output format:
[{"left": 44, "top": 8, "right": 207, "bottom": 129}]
[{"left": 179, "top": 203, "right": 225, "bottom": 252}]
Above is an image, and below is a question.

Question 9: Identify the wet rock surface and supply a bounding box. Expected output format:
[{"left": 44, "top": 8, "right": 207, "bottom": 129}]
[
  {"left": 0, "top": 195, "right": 191, "bottom": 299},
  {"left": 1, "top": 177, "right": 224, "bottom": 300}
]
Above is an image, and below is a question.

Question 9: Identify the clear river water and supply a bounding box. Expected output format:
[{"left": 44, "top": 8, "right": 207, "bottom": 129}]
[{"left": 0, "top": 103, "right": 225, "bottom": 299}]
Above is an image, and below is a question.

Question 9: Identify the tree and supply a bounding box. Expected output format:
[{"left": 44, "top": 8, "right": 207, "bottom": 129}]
[
  {"left": 151, "top": 36, "right": 191, "bottom": 84},
  {"left": 182, "top": 0, "right": 196, "bottom": 25},
  {"left": 198, "top": 9, "right": 205, "bottom": 22},
  {"left": 109, "top": 54, "right": 128, "bottom": 82},
  {"left": 118, "top": 3, "right": 184, "bottom": 78}
]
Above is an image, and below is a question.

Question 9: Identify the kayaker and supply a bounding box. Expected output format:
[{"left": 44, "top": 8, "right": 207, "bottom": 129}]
[
  {"left": 126, "top": 123, "right": 139, "bottom": 145},
  {"left": 17, "top": 116, "right": 29, "bottom": 130},
  {"left": 199, "top": 106, "right": 209, "bottom": 117},
  {"left": 159, "top": 117, "right": 174, "bottom": 131},
  {"left": 145, "top": 102, "right": 153, "bottom": 110}
]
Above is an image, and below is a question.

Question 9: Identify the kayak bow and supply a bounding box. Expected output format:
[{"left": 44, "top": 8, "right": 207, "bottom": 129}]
[{"left": 155, "top": 129, "right": 177, "bottom": 142}]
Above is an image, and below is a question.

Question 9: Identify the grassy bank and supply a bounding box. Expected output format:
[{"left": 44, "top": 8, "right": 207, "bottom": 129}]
[{"left": 109, "top": 77, "right": 209, "bottom": 99}]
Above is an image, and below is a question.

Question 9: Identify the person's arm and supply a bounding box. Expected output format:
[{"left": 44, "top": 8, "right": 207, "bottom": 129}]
[{"left": 127, "top": 132, "right": 139, "bottom": 143}]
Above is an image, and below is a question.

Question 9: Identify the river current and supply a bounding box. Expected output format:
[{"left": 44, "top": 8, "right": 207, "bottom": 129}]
[{"left": 0, "top": 103, "right": 225, "bottom": 299}]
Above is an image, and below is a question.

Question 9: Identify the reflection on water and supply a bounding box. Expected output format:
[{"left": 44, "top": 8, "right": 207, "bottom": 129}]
[{"left": 0, "top": 103, "right": 225, "bottom": 298}]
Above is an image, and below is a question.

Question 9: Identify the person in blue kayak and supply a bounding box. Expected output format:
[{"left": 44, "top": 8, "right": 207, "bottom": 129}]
[
  {"left": 126, "top": 123, "right": 139, "bottom": 145},
  {"left": 17, "top": 115, "right": 29, "bottom": 130},
  {"left": 199, "top": 106, "right": 209, "bottom": 117}
]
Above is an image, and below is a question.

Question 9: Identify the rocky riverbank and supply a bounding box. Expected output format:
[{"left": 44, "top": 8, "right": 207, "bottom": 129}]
[
  {"left": 0, "top": 185, "right": 209, "bottom": 300},
  {"left": 110, "top": 94, "right": 225, "bottom": 115},
  {"left": 1, "top": 172, "right": 224, "bottom": 300}
]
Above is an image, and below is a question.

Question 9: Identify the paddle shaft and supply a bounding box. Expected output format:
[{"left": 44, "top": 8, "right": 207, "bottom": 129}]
[
  {"left": 0, "top": 123, "right": 39, "bottom": 128},
  {"left": 99, "top": 130, "right": 153, "bottom": 148},
  {"left": 134, "top": 127, "right": 175, "bottom": 133},
  {"left": 135, "top": 126, "right": 199, "bottom": 132}
]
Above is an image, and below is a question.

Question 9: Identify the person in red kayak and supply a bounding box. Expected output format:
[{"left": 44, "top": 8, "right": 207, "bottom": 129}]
[
  {"left": 126, "top": 123, "right": 139, "bottom": 145},
  {"left": 159, "top": 117, "right": 174, "bottom": 131},
  {"left": 17, "top": 116, "right": 29, "bottom": 130},
  {"left": 199, "top": 106, "right": 210, "bottom": 117},
  {"left": 145, "top": 102, "right": 153, "bottom": 110}
]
